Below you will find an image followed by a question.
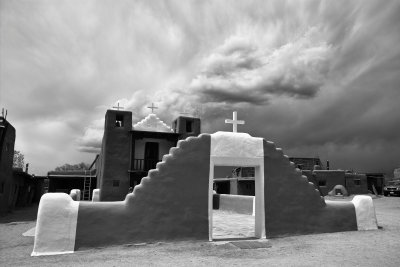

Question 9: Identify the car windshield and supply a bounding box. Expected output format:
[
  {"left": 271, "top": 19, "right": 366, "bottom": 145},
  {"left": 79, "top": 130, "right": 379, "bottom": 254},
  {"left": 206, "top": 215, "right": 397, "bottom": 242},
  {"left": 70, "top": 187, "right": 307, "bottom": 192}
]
[{"left": 387, "top": 181, "right": 400, "bottom": 186}]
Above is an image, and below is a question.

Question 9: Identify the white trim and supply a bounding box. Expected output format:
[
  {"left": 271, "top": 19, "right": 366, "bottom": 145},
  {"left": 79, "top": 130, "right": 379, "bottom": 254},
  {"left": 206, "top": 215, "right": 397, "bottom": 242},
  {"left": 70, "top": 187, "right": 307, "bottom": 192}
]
[
  {"left": 208, "top": 159, "right": 214, "bottom": 241},
  {"left": 209, "top": 132, "right": 265, "bottom": 240},
  {"left": 31, "top": 193, "right": 79, "bottom": 256},
  {"left": 351, "top": 195, "right": 378, "bottom": 230}
]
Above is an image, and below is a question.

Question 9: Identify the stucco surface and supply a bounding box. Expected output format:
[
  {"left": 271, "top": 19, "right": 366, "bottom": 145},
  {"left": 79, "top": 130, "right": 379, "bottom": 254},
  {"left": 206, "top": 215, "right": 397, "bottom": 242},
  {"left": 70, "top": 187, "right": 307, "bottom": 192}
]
[
  {"left": 328, "top": 185, "right": 349, "bottom": 196},
  {"left": 263, "top": 140, "right": 358, "bottom": 237},
  {"left": 351, "top": 195, "right": 378, "bottom": 230},
  {"left": 98, "top": 110, "right": 132, "bottom": 201},
  {"left": 32, "top": 132, "right": 375, "bottom": 254},
  {"left": 214, "top": 194, "right": 254, "bottom": 215},
  {"left": 74, "top": 134, "right": 211, "bottom": 249},
  {"left": 91, "top": 189, "right": 100, "bottom": 201},
  {"left": 69, "top": 189, "right": 81, "bottom": 201},
  {"left": 32, "top": 193, "right": 78, "bottom": 256}
]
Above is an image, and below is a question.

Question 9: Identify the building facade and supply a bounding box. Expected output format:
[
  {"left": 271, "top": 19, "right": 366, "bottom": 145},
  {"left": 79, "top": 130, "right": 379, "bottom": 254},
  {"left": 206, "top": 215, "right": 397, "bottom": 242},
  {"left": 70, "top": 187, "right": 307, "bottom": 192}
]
[
  {"left": 1, "top": 116, "right": 44, "bottom": 215},
  {"left": 96, "top": 110, "right": 200, "bottom": 201}
]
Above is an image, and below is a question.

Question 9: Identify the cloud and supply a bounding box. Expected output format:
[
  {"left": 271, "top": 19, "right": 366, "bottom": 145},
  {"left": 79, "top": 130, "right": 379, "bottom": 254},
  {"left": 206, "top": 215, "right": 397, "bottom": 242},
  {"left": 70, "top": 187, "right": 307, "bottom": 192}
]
[
  {"left": 188, "top": 27, "right": 333, "bottom": 106},
  {"left": 77, "top": 119, "right": 104, "bottom": 153},
  {"left": 2, "top": 0, "right": 400, "bottom": 175}
]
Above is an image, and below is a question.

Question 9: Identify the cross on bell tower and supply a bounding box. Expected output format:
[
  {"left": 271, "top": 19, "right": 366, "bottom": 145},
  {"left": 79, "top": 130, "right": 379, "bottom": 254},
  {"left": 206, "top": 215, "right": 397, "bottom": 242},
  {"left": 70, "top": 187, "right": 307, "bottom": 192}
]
[
  {"left": 112, "top": 102, "right": 124, "bottom": 111},
  {"left": 225, "top": 111, "right": 245, "bottom": 133},
  {"left": 147, "top": 103, "right": 158, "bottom": 113}
]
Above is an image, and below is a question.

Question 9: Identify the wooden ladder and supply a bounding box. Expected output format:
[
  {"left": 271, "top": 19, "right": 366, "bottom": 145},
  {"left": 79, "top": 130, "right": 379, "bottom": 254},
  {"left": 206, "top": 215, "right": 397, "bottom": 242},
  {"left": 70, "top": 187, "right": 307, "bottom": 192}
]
[{"left": 83, "top": 171, "right": 91, "bottom": 201}]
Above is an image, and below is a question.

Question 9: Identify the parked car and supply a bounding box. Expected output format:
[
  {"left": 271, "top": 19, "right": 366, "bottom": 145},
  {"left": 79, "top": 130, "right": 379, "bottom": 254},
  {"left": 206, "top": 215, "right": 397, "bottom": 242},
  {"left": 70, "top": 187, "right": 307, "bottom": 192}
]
[{"left": 383, "top": 181, "right": 400, "bottom": 196}]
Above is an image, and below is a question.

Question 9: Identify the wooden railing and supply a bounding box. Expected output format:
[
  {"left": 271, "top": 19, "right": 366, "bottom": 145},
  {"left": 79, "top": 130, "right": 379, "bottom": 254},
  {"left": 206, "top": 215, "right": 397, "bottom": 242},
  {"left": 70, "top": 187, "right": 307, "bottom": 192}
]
[{"left": 133, "top": 158, "right": 160, "bottom": 172}]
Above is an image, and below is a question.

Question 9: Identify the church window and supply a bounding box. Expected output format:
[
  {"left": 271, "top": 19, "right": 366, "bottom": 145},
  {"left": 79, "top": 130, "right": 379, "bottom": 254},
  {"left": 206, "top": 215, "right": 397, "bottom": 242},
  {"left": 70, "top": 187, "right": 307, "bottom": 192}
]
[
  {"left": 115, "top": 114, "right": 124, "bottom": 127},
  {"left": 318, "top": 180, "right": 326, "bottom": 186},
  {"left": 186, "top": 120, "right": 193, "bottom": 132},
  {"left": 112, "top": 180, "right": 120, "bottom": 187}
]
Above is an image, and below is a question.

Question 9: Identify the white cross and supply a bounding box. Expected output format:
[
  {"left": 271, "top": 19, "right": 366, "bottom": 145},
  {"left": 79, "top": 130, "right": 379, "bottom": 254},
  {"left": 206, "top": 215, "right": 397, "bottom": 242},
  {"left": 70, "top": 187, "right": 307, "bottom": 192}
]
[
  {"left": 147, "top": 103, "right": 158, "bottom": 113},
  {"left": 113, "top": 102, "right": 124, "bottom": 111},
  {"left": 225, "top": 111, "right": 245, "bottom": 133}
]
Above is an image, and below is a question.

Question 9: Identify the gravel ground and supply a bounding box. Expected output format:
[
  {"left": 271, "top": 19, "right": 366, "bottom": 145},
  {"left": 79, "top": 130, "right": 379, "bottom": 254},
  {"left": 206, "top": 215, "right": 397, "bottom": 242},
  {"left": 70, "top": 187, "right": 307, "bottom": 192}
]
[{"left": 1, "top": 196, "right": 400, "bottom": 266}]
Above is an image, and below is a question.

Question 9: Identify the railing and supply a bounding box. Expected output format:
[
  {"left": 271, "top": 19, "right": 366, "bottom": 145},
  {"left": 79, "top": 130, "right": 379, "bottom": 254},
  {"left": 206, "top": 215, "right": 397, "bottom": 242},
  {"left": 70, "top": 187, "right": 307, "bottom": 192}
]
[{"left": 133, "top": 158, "right": 160, "bottom": 172}]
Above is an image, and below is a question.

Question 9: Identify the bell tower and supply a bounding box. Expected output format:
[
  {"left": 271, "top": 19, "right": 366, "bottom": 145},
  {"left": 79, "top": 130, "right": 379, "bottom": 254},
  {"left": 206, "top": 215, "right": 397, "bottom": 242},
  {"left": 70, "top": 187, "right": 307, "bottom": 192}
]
[
  {"left": 173, "top": 116, "right": 201, "bottom": 140},
  {"left": 98, "top": 109, "right": 132, "bottom": 201}
]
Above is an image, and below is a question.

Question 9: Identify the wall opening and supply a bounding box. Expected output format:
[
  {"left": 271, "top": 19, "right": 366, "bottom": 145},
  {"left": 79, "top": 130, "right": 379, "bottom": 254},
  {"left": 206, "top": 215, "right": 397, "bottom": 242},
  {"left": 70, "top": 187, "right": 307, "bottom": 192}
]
[
  {"left": 209, "top": 163, "right": 264, "bottom": 241},
  {"left": 186, "top": 120, "right": 193, "bottom": 133},
  {"left": 115, "top": 114, "right": 124, "bottom": 127}
]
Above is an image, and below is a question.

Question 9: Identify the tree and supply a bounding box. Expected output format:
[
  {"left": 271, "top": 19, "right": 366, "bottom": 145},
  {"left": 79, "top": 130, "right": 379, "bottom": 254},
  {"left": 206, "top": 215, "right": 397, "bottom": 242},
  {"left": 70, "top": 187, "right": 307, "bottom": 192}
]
[
  {"left": 54, "top": 162, "right": 90, "bottom": 171},
  {"left": 13, "top": 150, "right": 25, "bottom": 169}
]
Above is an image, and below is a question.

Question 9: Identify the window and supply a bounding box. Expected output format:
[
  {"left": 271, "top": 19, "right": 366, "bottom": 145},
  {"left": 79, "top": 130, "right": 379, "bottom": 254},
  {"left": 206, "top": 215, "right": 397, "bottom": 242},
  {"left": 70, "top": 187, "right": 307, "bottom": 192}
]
[
  {"left": 318, "top": 180, "right": 326, "bottom": 186},
  {"left": 186, "top": 120, "right": 193, "bottom": 132},
  {"left": 0, "top": 182, "right": 4, "bottom": 194},
  {"left": 354, "top": 179, "right": 361, "bottom": 186},
  {"left": 113, "top": 180, "right": 120, "bottom": 187},
  {"left": 115, "top": 115, "right": 124, "bottom": 127}
]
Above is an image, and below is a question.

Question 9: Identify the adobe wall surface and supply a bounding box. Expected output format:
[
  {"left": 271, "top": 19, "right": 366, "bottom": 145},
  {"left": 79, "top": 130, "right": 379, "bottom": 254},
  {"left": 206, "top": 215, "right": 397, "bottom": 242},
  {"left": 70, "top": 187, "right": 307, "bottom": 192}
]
[
  {"left": 314, "top": 170, "right": 346, "bottom": 196},
  {"left": 32, "top": 193, "right": 79, "bottom": 256},
  {"left": 74, "top": 134, "right": 211, "bottom": 249},
  {"left": 0, "top": 121, "right": 15, "bottom": 215},
  {"left": 98, "top": 110, "right": 132, "bottom": 201},
  {"left": 346, "top": 173, "right": 369, "bottom": 195},
  {"left": 263, "top": 141, "right": 357, "bottom": 237},
  {"left": 213, "top": 194, "right": 254, "bottom": 215},
  {"left": 33, "top": 132, "right": 376, "bottom": 255}
]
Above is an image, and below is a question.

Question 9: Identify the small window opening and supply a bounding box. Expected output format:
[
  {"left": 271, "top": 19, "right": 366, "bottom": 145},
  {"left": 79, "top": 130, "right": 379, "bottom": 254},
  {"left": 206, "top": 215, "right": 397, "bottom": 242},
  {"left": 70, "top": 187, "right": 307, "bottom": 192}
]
[
  {"left": 318, "top": 180, "right": 326, "bottom": 186},
  {"left": 112, "top": 180, "right": 120, "bottom": 187},
  {"left": 354, "top": 179, "right": 361, "bottom": 186},
  {"left": 115, "top": 114, "right": 124, "bottom": 127},
  {"left": 0, "top": 182, "right": 4, "bottom": 194},
  {"left": 186, "top": 120, "right": 193, "bottom": 132}
]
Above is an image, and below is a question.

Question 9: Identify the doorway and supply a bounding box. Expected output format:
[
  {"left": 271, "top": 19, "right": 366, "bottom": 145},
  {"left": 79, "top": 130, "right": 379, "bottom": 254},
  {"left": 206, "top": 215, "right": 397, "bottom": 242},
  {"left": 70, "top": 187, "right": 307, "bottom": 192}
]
[
  {"left": 144, "top": 142, "right": 159, "bottom": 171},
  {"left": 209, "top": 162, "right": 265, "bottom": 241}
]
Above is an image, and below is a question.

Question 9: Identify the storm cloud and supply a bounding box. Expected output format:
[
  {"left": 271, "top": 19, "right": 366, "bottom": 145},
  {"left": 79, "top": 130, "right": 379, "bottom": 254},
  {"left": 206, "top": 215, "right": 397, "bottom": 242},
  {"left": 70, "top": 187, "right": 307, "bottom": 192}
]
[{"left": 1, "top": 0, "right": 400, "bottom": 175}]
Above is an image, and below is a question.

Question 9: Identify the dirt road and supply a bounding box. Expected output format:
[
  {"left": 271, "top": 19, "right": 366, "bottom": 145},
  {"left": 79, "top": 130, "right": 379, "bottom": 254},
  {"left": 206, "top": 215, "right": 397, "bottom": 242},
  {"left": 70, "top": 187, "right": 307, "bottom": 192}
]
[{"left": 1, "top": 196, "right": 399, "bottom": 266}]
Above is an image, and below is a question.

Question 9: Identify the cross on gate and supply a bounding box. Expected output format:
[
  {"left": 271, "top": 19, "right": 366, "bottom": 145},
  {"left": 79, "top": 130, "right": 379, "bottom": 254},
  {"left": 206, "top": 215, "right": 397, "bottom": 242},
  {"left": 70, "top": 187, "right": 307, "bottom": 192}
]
[
  {"left": 147, "top": 103, "right": 158, "bottom": 113},
  {"left": 225, "top": 111, "right": 245, "bottom": 133},
  {"left": 113, "top": 102, "right": 124, "bottom": 111}
]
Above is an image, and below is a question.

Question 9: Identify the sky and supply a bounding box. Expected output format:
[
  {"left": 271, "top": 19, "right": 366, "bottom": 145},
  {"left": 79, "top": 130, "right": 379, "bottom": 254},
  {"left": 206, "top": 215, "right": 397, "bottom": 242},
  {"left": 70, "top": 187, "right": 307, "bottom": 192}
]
[{"left": 1, "top": 0, "right": 399, "bottom": 176}]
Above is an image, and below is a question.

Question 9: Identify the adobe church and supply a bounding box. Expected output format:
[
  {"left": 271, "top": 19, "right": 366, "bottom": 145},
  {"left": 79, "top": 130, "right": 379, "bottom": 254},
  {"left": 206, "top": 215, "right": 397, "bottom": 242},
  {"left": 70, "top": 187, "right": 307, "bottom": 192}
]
[{"left": 96, "top": 105, "right": 200, "bottom": 201}]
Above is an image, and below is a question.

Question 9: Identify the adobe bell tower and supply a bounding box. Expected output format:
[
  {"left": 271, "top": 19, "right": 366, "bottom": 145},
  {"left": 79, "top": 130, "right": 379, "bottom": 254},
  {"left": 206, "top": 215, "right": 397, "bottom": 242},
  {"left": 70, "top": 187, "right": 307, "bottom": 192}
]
[
  {"left": 97, "top": 109, "right": 132, "bottom": 201},
  {"left": 172, "top": 116, "right": 201, "bottom": 140}
]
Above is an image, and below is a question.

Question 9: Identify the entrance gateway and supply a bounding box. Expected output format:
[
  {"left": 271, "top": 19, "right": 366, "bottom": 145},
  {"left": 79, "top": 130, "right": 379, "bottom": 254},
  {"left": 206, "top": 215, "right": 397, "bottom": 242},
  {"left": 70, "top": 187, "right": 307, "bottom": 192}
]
[{"left": 208, "top": 131, "right": 265, "bottom": 240}]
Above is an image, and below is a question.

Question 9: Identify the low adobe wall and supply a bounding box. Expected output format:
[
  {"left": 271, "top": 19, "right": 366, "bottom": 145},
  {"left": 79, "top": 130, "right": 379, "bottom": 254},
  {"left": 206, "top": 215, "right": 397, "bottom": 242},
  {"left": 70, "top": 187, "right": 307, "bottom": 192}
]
[
  {"left": 32, "top": 132, "right": 378, "bottom": 256},
  {"left": 213, "top": 194, "right": 254, "bottom": 215}
]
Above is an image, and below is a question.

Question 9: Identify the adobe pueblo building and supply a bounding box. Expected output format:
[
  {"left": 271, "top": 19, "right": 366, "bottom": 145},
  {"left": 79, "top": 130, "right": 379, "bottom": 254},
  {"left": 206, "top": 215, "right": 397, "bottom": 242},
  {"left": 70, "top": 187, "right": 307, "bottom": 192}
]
[
  {"left": 32, "top": 111, "right": 378, "bottom": 256},
  {"left": 96, "top": 108, "right": 200, "bottom": 201}
]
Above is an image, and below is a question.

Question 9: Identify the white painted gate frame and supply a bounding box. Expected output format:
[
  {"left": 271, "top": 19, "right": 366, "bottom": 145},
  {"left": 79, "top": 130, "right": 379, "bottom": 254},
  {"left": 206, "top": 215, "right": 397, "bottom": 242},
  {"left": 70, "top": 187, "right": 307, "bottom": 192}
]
[{"left": 208, "top": 132, "right": 266, "bottom": 240}]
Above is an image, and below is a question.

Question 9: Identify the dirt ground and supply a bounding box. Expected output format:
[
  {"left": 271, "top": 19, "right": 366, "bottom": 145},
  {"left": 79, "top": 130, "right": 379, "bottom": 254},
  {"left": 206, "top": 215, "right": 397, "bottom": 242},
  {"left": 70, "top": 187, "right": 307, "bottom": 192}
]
[{"left": 1, "top": 195, "right": 400, "bottom": 266}]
